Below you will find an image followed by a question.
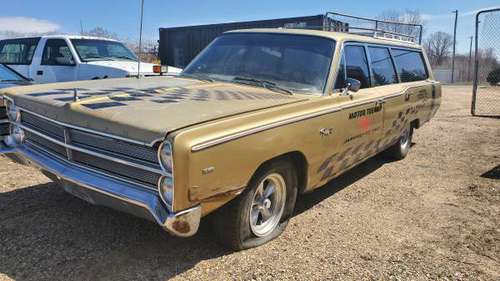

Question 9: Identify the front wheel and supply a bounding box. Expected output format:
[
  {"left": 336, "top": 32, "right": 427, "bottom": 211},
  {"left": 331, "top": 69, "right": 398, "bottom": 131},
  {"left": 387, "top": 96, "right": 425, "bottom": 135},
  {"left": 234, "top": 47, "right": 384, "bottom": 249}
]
[{"left": 211, "top": 159, "right": 298, "bottom": 250}]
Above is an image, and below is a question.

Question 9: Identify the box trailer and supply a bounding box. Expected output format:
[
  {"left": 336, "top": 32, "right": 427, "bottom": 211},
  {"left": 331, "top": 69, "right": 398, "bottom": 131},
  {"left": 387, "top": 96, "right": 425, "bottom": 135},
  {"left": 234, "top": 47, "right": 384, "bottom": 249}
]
[{"left": 159, "top": 14, "right": 347, "bottom": 68}]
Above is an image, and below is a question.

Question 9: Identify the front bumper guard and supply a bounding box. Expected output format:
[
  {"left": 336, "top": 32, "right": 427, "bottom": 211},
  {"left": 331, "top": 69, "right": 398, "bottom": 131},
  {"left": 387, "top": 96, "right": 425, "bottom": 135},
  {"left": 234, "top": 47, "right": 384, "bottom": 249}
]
[{"left": 0, "top": 143, "right": 201, "bottom": 237}]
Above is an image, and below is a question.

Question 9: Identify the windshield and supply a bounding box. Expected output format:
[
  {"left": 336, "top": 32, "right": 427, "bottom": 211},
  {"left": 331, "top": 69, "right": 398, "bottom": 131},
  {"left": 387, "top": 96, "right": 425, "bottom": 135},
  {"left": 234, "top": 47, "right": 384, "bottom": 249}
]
[
  {"left": 70, "top": 39, "right": 138, "bottom": 62},
  {"left": 0, "top": 64, "right": 25, "bottom": 82},
  {"left": 183, "top": 33, "right": 335, "bottom": 94}
]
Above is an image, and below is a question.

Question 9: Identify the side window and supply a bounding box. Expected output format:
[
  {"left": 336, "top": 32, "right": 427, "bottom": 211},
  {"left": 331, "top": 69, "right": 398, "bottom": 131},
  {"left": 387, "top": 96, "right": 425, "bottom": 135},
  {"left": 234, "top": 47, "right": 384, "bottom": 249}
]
[
  {"left": 368, "top": 47, "right": 397, "bottom": 86},
  {"left": 392, "top": 49, "right": 428, "bottom": 82},
  {"left": 42, "top": 39, "right": 75, "bottom": 66},
  {"left": 335, "top": 45, "right": 370, "bottom": 89},
  {"left": 0, "top": 38, "right": 40, "bottom": 64}
]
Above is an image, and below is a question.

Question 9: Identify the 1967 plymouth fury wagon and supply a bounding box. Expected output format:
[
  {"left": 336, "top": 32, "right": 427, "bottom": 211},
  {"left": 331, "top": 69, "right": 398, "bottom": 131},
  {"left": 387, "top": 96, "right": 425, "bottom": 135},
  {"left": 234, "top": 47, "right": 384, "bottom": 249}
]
[{"left": 0, "top": 28, "right": 440, "bottom": 250}]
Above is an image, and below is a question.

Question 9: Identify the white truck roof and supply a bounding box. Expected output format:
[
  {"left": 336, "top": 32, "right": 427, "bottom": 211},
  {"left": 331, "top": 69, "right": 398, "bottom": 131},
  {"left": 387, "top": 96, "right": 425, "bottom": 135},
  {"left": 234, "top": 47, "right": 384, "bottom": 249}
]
[{"left": 2, "top": 34, "right": 119, "bottom": 42}]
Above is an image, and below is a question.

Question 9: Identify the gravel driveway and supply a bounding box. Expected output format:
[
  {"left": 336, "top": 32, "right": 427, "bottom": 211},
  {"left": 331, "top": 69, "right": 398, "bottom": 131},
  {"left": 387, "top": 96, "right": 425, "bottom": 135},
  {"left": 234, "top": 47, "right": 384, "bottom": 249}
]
[{"left": 0, "top": 85, "right": 498, "bottom": 281}]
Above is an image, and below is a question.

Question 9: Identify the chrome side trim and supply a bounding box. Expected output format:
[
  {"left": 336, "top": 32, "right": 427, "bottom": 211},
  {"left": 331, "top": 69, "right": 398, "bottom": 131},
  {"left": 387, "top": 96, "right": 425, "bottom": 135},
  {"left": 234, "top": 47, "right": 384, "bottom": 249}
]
[
  {"left": 191, "top": 94, "right": 402, "bottom": 152},
  {"left": 19, "top": 124, "right": 164, "bottom": 175},
  {"left": 17, "top": 106, "right": 164, "bottom": 147},
  {"left": 0, "top": 119, "right": 9, "bottom": 124}
]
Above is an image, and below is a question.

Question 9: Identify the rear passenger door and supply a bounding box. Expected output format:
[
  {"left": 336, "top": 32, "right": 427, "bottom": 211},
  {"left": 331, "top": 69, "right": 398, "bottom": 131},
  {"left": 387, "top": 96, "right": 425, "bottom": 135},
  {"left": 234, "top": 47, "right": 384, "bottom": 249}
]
[
  {"left": 0, "top": 37, "right": 40, "bottom": 78},
  {"left": 381, "top": 48, "right": 431, "bottom": 149}
]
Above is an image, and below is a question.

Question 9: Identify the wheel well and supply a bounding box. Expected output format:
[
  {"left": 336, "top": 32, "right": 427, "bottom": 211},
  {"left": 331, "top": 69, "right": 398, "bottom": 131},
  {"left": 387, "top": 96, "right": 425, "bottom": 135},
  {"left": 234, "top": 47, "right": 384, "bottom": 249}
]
[
  {"left": 251, "top": 151, "right": 308, "bottom": 194},
  {"left": 411, "top": 119, "right": 420, "bottom": 130}
]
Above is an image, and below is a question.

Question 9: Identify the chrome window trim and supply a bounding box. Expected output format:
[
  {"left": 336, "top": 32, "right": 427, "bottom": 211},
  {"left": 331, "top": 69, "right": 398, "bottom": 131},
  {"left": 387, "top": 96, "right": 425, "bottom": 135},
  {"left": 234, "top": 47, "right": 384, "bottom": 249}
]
[
  {"left": 16, "top": 106, "right": 163, "bottom": 147},
  {"left": 18, "top": 123, "right": 165, "bottom": 175},
  {"left": 25, "top": 141, "right": 158, "bottom": 192},
  {"left": 191, "top": 91, "right": 407, "bottom": 152}
]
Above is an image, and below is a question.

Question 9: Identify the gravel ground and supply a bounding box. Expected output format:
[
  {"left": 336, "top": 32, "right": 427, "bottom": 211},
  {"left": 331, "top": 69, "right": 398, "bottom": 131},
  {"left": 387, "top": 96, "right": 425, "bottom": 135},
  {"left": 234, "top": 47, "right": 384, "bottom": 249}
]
[{"left": 0, "top": 85, "right": 499, "bottom": 281}]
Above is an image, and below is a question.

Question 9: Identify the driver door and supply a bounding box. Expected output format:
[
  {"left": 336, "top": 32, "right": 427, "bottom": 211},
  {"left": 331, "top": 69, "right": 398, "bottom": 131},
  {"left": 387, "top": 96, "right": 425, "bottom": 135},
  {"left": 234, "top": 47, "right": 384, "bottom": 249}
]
[
  {"left": 34, "top": 38, "right": 77, "bottom": 83},
  {"left": 332, "top": 44, "right": 384, "bottom": 173}
]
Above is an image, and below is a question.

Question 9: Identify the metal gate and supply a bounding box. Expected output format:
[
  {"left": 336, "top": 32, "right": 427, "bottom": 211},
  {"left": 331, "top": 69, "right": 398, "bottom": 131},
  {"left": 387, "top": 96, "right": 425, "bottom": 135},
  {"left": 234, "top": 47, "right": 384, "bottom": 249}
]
[{"left": 472, "top": 8, "right": 500, "bottom": 117}]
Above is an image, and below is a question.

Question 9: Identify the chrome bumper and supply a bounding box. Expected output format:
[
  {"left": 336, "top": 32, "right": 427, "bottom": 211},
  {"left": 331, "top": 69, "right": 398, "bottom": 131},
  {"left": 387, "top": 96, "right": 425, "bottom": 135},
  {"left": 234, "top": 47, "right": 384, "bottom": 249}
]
[{"left": 0, "top": 142, "right": 201, "bottom": 237}]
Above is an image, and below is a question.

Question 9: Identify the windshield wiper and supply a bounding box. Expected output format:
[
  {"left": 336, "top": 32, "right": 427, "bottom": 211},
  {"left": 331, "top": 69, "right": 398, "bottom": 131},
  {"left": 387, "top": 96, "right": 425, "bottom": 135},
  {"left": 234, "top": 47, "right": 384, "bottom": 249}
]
[
  {"left": 83, "top": 55, "right": 113, "bottom": 61},
  {"left": 109, "top": 56, "right": 137, "bottom": 61},
  {"left": 232, "top": 76, "right": 293, "bottom": 95},
  {"left": 178, "top": 73, "right": 214, "bottom": 82}
]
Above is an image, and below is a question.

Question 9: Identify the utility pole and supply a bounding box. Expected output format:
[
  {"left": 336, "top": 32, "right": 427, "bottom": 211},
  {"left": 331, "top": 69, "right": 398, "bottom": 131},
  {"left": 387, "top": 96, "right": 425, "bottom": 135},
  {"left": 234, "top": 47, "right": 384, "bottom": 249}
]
[
  {"left": 468, "top": 36, "right": 473, "bottom": 81},
  {"left": 137, "top": 0, "right": 145, "bottom": 79},
  {"left": 451, "top": 10, "right": 458, "bottom": 83},
  {"left": 80, "top": 20, "right": 84, "bottom": 35}
]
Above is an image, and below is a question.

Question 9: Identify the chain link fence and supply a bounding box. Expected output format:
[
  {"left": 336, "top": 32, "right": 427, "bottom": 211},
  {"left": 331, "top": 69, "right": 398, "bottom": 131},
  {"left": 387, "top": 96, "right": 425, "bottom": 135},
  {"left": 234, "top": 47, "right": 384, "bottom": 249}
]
[{"left": 472, "top": 8, "right": 500, "bottom": 117}]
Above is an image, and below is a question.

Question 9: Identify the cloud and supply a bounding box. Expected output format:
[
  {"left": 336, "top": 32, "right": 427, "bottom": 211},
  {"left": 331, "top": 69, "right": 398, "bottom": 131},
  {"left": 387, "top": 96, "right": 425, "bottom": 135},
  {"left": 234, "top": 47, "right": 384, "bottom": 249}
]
[
  {"left": 421, "top": 6, "right": 500, "bottom": 21},
  {"left": 0, "top": 17, "right": 60, "bottom": 34}
]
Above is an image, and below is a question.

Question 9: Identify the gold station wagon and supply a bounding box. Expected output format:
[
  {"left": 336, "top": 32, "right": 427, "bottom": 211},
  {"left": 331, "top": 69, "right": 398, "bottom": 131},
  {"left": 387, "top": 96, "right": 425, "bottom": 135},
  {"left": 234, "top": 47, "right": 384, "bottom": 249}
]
[{"left": 0, "top": 28, "right": 440, "bottom": 250}]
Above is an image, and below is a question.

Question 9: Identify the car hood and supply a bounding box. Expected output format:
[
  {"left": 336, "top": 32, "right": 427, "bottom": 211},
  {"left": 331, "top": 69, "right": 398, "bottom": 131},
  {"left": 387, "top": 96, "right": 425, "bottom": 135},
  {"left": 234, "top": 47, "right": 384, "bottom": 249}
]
[
  {"left": 85, "top": 60, "right": 171, "bottom": 74},
  {"left": 1, "top": 76, "right": 307, "bottom": 144}
]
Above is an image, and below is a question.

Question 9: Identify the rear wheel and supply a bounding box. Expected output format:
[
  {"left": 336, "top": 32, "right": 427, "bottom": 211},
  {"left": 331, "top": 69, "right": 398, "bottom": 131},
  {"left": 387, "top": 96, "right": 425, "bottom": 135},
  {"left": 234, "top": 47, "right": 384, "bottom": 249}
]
[
  {"left": 386, "top": 124, "right": 413, "bottom": 160},
  {"left": 211, "top": 159, "right": 298, "bottom": 250}
]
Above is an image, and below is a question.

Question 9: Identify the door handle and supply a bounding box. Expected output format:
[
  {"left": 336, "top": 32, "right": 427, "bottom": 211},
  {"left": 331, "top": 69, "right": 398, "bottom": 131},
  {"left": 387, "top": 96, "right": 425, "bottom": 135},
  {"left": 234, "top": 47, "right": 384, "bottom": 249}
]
[
  {"left": 36, "top": 70, "right": 43, "bottom": 75},
  {"left": 376, "top": 99, "right": 385, "bottom": 106}
]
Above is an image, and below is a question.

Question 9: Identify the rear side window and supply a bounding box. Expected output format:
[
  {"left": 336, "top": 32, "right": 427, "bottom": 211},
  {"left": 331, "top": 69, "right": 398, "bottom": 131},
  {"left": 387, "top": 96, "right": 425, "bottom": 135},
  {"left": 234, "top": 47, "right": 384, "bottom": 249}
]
[
  {"left": 42, "top": 39, "right": 75, "bottom": 65},
  {"left": 0, "top": 38, "right": 40, "bottom": 64},
  {"left": 392, "top": 49, "right": 428, "bottom": 82},
  {"left": 368, "top": 47, "right": 397, "bottom": 86},
  {"left": 337, "top": 45, "right": 371, "bottom": 89}
]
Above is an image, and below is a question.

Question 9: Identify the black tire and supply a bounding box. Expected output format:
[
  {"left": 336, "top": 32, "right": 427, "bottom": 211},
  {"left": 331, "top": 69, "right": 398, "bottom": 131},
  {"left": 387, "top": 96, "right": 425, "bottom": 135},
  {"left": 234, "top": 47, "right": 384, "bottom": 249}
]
[
  {"left": 211, "top": 159, "right": 298, "bottom": 250},
  {"left": 386, "top": 124, "right": 413, "bottom": 160}
]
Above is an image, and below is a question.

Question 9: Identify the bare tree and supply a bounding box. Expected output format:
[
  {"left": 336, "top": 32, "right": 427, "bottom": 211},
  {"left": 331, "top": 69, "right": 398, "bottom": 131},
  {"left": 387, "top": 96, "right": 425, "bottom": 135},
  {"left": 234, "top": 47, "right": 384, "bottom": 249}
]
[
  {"left": 424, "top": 31, "right": 453, "bottom": 66},
  {"left": 81, "top": 27, "right": 118, "bottom": 40},
  {"left": 377, "top": 10, "right": 424, "bottom": 40}
]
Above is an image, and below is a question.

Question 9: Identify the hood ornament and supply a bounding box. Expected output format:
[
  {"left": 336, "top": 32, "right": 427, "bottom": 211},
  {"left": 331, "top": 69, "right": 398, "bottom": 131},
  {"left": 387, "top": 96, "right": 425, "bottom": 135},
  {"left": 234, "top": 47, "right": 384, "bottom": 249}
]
[{"left": 73, "top": 88, "right": 79, "bottom": 102}]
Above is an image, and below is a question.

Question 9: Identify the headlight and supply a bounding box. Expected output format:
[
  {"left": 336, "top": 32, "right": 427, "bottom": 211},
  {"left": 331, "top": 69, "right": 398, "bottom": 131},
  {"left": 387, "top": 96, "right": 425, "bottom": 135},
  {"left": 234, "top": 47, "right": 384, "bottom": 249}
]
[
  {"left": 159, "top": 141, "right": 173, "bottom": 173},
  {"left": 6, "top": 100, "right": 20, "bottom": 122},
  {"left": 158, "top": 175, "right": 174, "bottom": 210},
  {"left": 4, "top": 125, "right": 25, "bottom": 147},
  {"left": 158, "top": 141, "right": 174, "bottom": 210}
]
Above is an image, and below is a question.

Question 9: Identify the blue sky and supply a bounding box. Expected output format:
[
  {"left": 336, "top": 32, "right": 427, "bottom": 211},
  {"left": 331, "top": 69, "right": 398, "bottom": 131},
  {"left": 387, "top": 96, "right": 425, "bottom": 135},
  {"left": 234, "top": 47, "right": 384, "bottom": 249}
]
[{"left": 2, "top": 0, "right": 499, "bottom": 53}]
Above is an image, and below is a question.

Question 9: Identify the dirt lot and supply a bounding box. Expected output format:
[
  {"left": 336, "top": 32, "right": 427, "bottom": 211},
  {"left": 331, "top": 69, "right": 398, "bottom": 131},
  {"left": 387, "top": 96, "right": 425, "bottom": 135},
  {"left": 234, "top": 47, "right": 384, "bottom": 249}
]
[{"left": 0, "top": 85, "right": 498, "bottom": 281}]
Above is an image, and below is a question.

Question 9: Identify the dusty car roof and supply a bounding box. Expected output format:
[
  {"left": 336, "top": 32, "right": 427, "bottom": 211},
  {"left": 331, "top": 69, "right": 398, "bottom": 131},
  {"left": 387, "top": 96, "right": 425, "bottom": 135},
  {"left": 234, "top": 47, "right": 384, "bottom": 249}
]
[{"left": 226, "top": 28, "right": 422, "bottom": 49}]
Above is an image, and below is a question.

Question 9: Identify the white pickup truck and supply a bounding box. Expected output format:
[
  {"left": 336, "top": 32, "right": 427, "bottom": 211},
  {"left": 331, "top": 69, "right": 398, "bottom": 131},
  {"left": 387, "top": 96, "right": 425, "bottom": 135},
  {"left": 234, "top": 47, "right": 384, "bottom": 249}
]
[{"left": 0, "top": 35, "right": 181, "bottom": 83}]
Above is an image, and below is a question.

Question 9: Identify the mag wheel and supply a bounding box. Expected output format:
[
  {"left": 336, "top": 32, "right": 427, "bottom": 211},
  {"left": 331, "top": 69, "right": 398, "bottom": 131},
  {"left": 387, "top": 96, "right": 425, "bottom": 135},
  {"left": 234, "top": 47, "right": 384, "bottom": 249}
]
[{"left": 211, "top": 159, "right": 298, "bottom": 250}]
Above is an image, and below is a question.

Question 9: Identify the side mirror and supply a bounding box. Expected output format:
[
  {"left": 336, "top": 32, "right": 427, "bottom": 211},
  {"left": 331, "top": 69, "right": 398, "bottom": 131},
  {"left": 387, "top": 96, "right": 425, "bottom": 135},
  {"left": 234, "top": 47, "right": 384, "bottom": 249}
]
[
  {"left": 345, "top": 78, "right": 361, "bottom": 92},
  {"left": 340, "top": 78, "right": 361, "bottom": 96}
]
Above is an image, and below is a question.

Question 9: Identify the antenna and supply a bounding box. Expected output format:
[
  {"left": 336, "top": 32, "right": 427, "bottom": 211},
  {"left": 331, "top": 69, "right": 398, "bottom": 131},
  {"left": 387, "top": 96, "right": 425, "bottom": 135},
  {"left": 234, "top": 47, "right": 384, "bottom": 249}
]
[{"left": 137, "top": 0, "right": 145, "bottom": 79}]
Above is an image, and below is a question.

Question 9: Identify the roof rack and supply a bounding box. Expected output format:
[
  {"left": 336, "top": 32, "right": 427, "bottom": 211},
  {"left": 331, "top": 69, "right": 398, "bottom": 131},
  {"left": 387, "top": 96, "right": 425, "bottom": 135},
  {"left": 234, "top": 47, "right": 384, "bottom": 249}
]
[
  {"left": 323, "top": 12, "right": 423, "bottom": 44},
  {"left": 281, "top": 12, "right": 423, "bottom": 44}
]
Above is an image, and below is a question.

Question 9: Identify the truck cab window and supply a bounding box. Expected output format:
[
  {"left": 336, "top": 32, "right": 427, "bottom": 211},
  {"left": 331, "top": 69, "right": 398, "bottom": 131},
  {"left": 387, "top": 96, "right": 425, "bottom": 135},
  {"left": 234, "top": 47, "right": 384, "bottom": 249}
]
[
  {"left": 0, "top": 38, "right": 40, "bottom": 65},
  {"left": 42, "top": 39, "right": 75, "bottom": 65}
]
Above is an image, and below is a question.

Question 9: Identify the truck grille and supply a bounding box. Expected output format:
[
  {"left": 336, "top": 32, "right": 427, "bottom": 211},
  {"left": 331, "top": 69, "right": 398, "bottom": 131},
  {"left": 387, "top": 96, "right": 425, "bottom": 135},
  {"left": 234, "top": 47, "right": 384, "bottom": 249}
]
[{"left": 20, "top": 111, "right": 162, "bottom": 189}]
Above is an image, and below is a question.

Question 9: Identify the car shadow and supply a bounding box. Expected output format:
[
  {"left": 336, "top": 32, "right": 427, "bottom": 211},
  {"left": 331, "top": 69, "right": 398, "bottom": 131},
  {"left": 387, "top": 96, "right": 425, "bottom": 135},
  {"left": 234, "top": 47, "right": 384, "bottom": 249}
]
[
  {"left": 0, "top": 150, "right": 399, "bottom": 281},
  {"left": 294, "top": 152, "right": 397, "bottom": 217}
]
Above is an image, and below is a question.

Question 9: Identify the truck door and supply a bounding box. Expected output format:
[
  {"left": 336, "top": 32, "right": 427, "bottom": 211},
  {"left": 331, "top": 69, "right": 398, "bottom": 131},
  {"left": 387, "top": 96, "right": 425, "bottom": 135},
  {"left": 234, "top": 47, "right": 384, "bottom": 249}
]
[
  {"left": 333, "top": 44, "right": 384, "bottom": 174},
  {"left": 0, "top": 37, "right": 40, "bottom": 78},
  {"left": 32, "top": 38, "right": 77, "bottom": 83}
]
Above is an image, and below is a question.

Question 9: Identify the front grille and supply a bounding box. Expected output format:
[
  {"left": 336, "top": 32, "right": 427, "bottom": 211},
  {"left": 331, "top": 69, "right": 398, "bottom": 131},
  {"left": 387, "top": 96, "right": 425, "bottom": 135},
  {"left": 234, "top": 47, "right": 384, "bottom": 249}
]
[
  {"left": 0, "top": 123, "right": 9, "bottom": 136},
  {"left": 20, "top": 110, "right": 162, "bottom": 190},
  {"left": 0, "top": 107, "right": 6, "bottom": 119}
]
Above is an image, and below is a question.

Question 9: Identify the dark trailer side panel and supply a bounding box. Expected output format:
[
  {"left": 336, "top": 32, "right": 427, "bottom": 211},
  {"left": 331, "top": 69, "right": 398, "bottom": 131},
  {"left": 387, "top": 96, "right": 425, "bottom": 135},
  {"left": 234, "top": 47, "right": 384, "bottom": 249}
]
[{"left": 159, "top": 15, "right": 344, "bottom": 68}]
